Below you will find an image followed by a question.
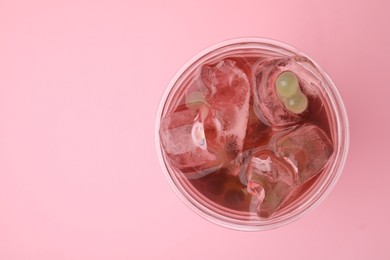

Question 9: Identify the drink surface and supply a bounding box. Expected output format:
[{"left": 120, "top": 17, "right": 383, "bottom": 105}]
[{"left": 159, "top": 50, "right": 335, "bottom": 219}]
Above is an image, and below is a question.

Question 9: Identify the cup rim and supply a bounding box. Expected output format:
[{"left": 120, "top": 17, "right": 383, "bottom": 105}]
[{"left": 155, "top": 37, "right": 350, "bottom": 231}]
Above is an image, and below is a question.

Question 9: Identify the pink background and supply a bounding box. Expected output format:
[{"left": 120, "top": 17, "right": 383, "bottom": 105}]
[{"left": 0, "top": 0, "right": 389, "bottom": 259}]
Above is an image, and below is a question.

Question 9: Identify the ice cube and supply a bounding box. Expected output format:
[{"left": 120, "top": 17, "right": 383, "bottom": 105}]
[
  {"left": 159, "top": 104, "right": 222, "bottom": 179},
  {"left": 254, "top": 56, "right": 330, "bottom": 127},
  {"left": 200, "top": 59, "right": 251, "bottom": 175},
  {"left": 276, "top": 124, "right": 334, "bottom": 184},
  {"left": 246, "top": 151, "right": 295, "bottom": 218},
  {"left": 202, "top": 59, "right": 250, "bottom": 108},
  {"left": 254, "top": 57, "right": 302, "bottom": 127}
]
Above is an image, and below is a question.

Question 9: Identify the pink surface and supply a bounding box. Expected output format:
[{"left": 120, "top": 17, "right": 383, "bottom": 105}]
[{"left": 0, "top": 0, "right": 389, "bottom": 259}]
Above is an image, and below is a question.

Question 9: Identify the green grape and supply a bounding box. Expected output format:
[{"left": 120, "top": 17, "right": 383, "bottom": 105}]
[
  {"left": 284, "top": 91, "right": 308, "bottom": 114},
  {"left": 276, "top": 71, "right": 299, "bottom": 98},
  {"left": 185, "top": 91, "right": 205, "bottom": 108}
]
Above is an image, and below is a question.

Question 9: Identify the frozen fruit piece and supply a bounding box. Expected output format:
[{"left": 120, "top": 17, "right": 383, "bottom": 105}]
[
  {"left": 159, "top": 105, "right": 221, "bottom": 179},
  {"left": 276, "top": 71, "right": 309, "bottom": 114},
  {"left": 186, "top": 91, "right": 207, "bottom": 109},
  {"left": 283, "top": 91, "right": 308, "bottom": 114},
  {"left": 276, "top": 124, "right": 334, "bottom": 184},
  {"left": 276, "top": 71, "right": 299, "bottom": 97},
  {"left": 246, "top": 151, "right": 295, "bottom": 218}
]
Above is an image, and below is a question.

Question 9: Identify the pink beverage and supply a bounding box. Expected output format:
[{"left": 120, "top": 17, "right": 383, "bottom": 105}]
[{"left": 156, "top": 38, "right": 349, "bottom": 230}]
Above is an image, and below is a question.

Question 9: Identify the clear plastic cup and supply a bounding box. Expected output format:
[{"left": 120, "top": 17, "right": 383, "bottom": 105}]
[{"left": 155, "top": 37, "right": 349, "bottom": 231}]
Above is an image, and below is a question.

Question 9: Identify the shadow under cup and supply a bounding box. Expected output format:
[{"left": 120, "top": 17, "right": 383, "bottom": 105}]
[{"left": 155, "top": 38, "right": 349, "bottom": 231}]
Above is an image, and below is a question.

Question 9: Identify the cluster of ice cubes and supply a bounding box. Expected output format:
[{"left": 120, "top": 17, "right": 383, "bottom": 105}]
[{"left": 159, "top": 58, "right": 334, "bottom": 218}]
